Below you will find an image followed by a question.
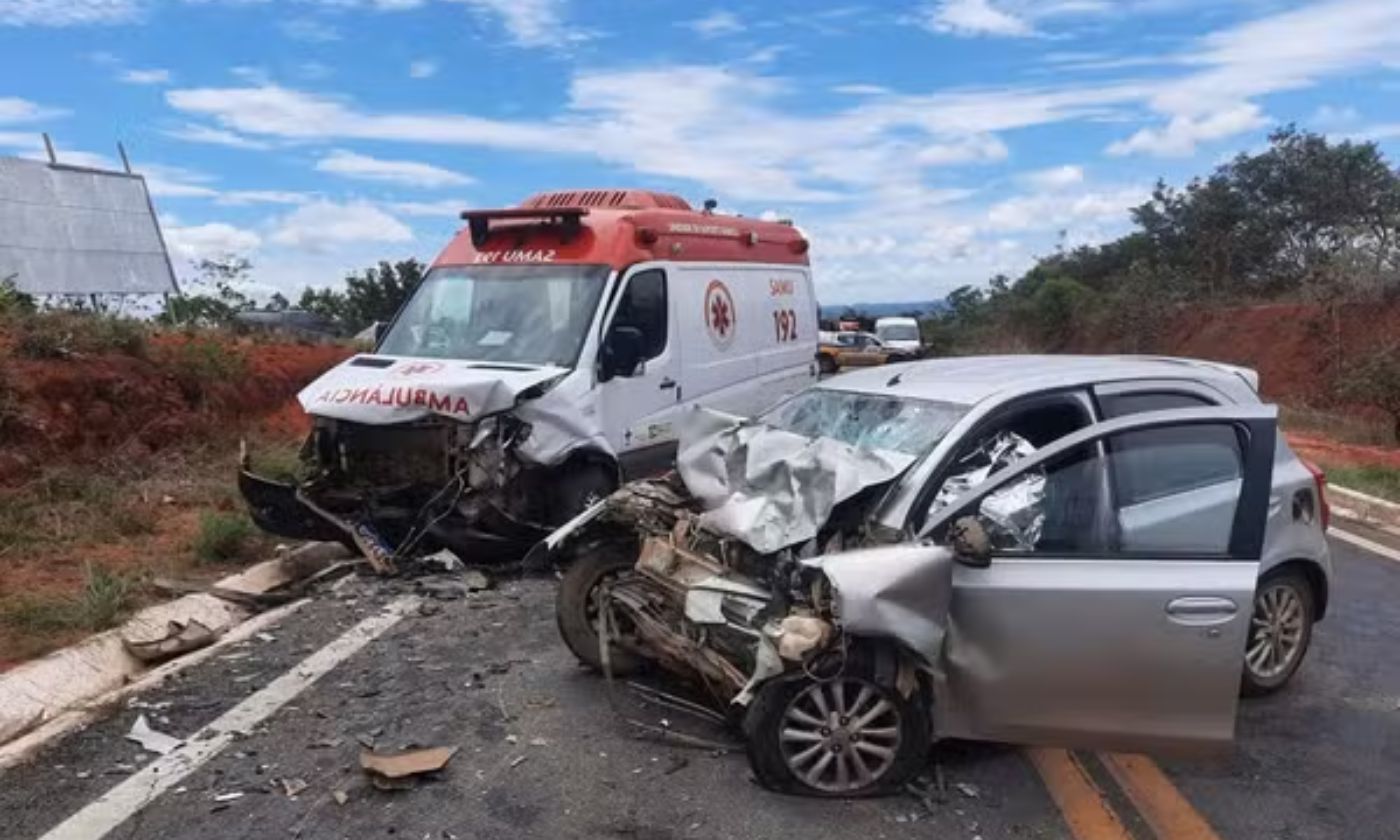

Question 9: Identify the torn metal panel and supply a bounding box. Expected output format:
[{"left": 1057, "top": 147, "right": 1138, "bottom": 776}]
[
  {"left": 931, "top": 431, "right": 1035, "bottom": 512},
  {"left": 514, "top": 381, "right": 614, "bottom": 465},
  {"left": 676, "top": 408, "right": 914, "bottom": 554},
  {"left": 804, "top": 544, "right": 955, "bottom": 668}
]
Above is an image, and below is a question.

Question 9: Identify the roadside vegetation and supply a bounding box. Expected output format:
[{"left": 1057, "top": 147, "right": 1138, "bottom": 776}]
[{"left": 1322, "top": 464, "right": 1400, "bottom": 504}]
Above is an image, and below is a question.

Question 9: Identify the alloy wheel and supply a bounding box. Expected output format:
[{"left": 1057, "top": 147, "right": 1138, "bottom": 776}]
[
  {"left": 1246, "top": 582, "right": 1306, "bottom": 681},
  {"left": 779, "top": 678, "right": 903, "bottom": 794}
]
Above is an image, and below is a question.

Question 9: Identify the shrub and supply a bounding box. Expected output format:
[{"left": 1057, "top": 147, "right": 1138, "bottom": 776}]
[
  {"left": 1338, "top": 344, "right": 1400, "bottom": 443},
  {"left": 74, "top": 563, "right": 135, "bottom": 631},
  {"left": 14, "top": 312, "right": 147, "bottom": 359},
  {"left": 164, "top": 339, "right": 248, "bottom": 405},
  {"left": 194, "top": 511, "right": 255, "bottom": 563}
]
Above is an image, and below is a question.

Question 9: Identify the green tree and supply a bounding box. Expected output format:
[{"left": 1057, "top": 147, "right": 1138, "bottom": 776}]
[
  {"left": 158, "top": 256, "right": 256, "bottom": 328},
  {"left": 298, "top": 259, "right": 426, "bottom": 333}
]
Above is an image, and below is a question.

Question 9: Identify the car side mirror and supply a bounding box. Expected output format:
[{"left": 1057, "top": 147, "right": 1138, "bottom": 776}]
[
  {"left": 600, "top": 325, "right": 645, "bottom": 382},
  {"left": 371, "top": 321, "right": 386, "bottom": 343},
  {"left": 948, "top": 516, "right": 992, "bottom": 568}
]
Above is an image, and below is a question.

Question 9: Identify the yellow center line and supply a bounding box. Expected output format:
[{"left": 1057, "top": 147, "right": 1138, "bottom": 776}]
[
  {"left": 1025, "top": 747, "right": 1134, "bottom": 840},
  {"left": 1100, "top": 752, "right": 1224, "bottom": 840}
]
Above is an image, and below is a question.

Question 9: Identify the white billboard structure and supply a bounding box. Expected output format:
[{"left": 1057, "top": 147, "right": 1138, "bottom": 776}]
[{"left": 0, "top": 153, "right": 179, "bottom": 297}]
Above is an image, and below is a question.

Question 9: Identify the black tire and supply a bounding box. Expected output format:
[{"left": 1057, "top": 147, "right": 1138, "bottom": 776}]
[
  {"left": 550, "top": 463, "right": 618, "bottom": 526},
  {"left": 744, "top": 651, "right": 930, "bottom": 797},
  {"left": 1241, "top": 568, "right": 1315, "bottom": 697},
  {"left": 818, "top": 354, "right": 838, "bottom": 376},
  {"left": 555, "top": 540, "right": 642, "bottom": 675}
]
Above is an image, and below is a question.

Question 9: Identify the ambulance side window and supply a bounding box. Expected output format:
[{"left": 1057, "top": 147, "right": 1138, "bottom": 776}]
[{"left": 615, "top": 270, "right": 668, "bottom": 361}]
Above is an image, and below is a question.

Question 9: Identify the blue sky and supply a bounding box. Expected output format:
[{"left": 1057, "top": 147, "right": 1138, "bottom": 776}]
[{"left": 2, "top": 0, "right": 1399, "bottom": 304}]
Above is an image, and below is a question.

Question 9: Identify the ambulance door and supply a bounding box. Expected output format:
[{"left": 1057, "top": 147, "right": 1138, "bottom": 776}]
[
  {"left": 597, "top": 267, "right": 683, "bottom": 478},
  {"left": 674, "top": 266, "right": 759, "bottom": 416}
]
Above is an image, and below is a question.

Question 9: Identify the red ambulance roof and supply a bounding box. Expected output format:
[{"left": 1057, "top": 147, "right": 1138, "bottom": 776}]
[{"left": 433, "top": 189, "right": 810, "bottom": 270}]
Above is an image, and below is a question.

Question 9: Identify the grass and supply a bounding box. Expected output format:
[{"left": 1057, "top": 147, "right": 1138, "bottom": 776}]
[
  {"left": 162, "top": 339, "right": 248, "bottom": 405},
  {"left": 1324, "top": 464, "right": 1400, "bottom": 503},
  {"left": 193, "top": 510, "right": 256, "bottom": 564},
  {"left": 0, "top": 563, "right": 136, "bottom": 636},
  {"left": 1282, "top": 404, "right": 1395, "bottom": 447}
]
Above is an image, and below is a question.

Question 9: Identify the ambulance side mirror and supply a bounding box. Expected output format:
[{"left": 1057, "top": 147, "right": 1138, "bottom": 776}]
[{"left": 600, "top": 325, "right": 645, "bottom": 381}]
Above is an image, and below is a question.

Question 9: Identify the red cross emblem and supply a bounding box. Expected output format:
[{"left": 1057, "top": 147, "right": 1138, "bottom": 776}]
[{"left": 704, "top": 280, "right": 736, "bottom": 349}]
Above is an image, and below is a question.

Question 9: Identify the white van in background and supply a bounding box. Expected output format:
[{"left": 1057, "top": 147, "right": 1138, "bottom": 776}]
[
  {"left": 875, "top": 315, "right": 924, "bottom": 357},
  {"left": 241, "top": 189, "right": 818, "bottom": 564}
]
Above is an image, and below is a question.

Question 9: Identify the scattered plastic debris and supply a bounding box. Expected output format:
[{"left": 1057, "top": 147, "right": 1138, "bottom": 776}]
[
  {"left": 126, "top": 715, "right": 182, "bottom": 756},
  {"left": 509, "top": 755, "right": 528, "bottom": 768},
  {"left": 279, "top": 777, "right": 308, "bottom": 797},
  {"left": 332, "top": 789, "right": 349, "bottom": 806},
  {"left": 213, "top": 792, "right": 245, "bottom": 803},
  {"left": 123, "top": 619, "right": 217, "bottom": 664},
  {"left": 359, "top": 746, "right": 457, "bottom": 791},
  {"left": 955, "top": 782, "right": 981, "bottom": 799}
]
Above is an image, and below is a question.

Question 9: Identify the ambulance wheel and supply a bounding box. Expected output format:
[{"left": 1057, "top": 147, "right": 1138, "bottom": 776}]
[{"left": 555, "top": 540, "right": 642, "bottom": 676}]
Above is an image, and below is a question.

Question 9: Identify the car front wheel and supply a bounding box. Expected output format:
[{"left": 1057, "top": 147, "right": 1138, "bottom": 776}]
[
  {"left": 744, "top": 657, "right": 929, "bottom": 797},
  {"left": 1241, "top": 569, "right": 1315, "bottom": 696}
]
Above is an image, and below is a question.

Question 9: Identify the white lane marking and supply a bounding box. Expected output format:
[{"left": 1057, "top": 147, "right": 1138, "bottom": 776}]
[
  {"left": 1330, "top": 527, "right": 1400, "bottom": 565},
  {"left": 37, "top": 596, "right": 419, "bottom": 840}
]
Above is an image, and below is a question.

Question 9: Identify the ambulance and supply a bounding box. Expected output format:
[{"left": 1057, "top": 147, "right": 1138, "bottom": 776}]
[{"left": 239, "top": 189, "right": 818, "bottom": 567}]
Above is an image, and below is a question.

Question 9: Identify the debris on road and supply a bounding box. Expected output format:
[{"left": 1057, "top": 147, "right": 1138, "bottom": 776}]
[
  {"left": 125, "top": 714, "right": 182, "bottom": 755},
  {"left": 359, "top": 746, "right": 457, "bottom": 790},
  {"left": 509, "top": 755, "right": 528, "bottom": 768},
  {"left": 955, "top": 782, "right": 981, "bottom": 799},
  {"left": 122, "top": 619, "right": 217, "bottom": 664},
  {"left": 332, "top": 789, "right": 349, "bottom": 806},
  {"left": 279, "top": 777, "right": 309, "bottom": 798},
  {"left": 213, "top": 792, "right": 245, "bottom": 803}
]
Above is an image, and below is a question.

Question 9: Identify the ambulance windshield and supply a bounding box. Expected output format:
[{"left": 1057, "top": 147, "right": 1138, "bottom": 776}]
[{"left": 377, "top": 264, "right": 609, "bottom": 367}]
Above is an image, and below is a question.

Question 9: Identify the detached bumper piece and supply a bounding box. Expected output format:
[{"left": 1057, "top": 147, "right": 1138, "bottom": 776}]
[{"left": 238, "top": 469, "right": 346, "bottom": 544}]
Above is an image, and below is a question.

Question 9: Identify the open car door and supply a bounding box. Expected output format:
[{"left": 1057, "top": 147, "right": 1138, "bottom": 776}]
[{"left": 921, "top": 405, "right": 1276, "bottom": 753}]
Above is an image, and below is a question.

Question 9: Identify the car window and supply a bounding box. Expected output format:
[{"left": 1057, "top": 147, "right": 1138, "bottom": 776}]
[
  {"left": 613, "top": 270, "right": 667, "bottom": 361},
  {"left": 1110, "top": 424, "right": 1241, "bottom": 507},
  {"left": 949, "top": 421, "right": 1246, "bottom": 557},
  {"left": 1100, "top": 390, "right": 1213, "bottom": 418}
]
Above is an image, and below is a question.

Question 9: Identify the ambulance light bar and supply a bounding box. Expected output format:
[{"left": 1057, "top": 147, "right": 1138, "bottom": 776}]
[{"left": 460, "top": 206, "right": 590, "bottom": 247}]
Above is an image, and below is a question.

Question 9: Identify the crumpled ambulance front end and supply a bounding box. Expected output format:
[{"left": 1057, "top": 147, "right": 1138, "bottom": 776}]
[{"left": 239, "top": 353, "right": 584, "bottom": 571}]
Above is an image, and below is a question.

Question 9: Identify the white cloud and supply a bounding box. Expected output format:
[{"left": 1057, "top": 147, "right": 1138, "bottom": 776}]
[
  {"left": 687, "top": 10, "right": 745, "bottom": 37},
  {"left": 831, "top": 84, "right": 889, "bottom": 96},
  {"left": 388, "top": 198, "right": 469, "bottom": 217},
  {"left": 164, "top": 221, "right": 262, "bottom": 261},
  {"left": 986, "top": 184, "right": 1149, "bottom": 232},
  {"left": 315, "top": 149, "right": 473, "bottom": 188},
  {"left": 1107, "top": 103, "right": 1268, "bottom": 157},
  {"left": 408, "top": 59, "right": 439, "bottom": 79},
  {"left": 1024, "top": 164, "right": 1085, "bottom": 189},
  {"left": 119, "top": 67, "right": 170, "bottom": 85},
  {"left": 448, "top": 0, "right": 582, "bottom": 49},
  {"left": 923, "top": 0, "right": 1035, "bottom": 38},
  {"left": 0, "top": 0, "right": 142, "bottom": 26},
  {"left": 916, "top": 134, "right": 1009, "bottom": 166},
  {"left": 218, "top": 190, "right": 309, "bottom": 206},
  {"left": 164, "top": 123, "right": 273, "bottom": 150},
  {"left": 279, "top": 17, "right": 340, "bottom": 42},
  {"left": 0, "top": 96, "right": 67, "bottom": 124},
  {"left": 270, "top": 200, "right": 414, "bottom": 251}
]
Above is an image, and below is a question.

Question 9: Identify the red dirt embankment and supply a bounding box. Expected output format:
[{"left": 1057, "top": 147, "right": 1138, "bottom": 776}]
[
  {"left": 0, "top": 337, "right": 351, "bottom": 485},
  {"left": 1112, "top": 301, "right": 1400, "bottom": 405}
]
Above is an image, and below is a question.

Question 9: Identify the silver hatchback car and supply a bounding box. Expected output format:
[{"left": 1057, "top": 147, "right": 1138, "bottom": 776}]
[{"left": 549, "top": 355, "right": 1332, "bottom": 796}]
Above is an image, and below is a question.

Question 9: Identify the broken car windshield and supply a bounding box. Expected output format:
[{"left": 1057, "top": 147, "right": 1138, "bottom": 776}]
[
  {"left": 376, "top": 264, "right": 609, "bottom": 367},
  {"left": 758, "top": 388, "right": 967, "bottom": 456}
]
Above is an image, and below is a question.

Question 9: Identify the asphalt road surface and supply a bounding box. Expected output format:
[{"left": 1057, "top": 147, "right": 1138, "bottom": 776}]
[{"left": 3, "top": 532, "right": 1398, "bottom": 840}]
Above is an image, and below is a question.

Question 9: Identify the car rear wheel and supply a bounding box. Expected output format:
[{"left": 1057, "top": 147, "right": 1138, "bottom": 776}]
[
  {"left": 555, "top": 540, "right": 642, "bottom": 676},
  {"left": 745, "top": 656, "right": 929, "bottom": 797},
  {"left": 1241, "top": 569, "right": 1314, "bottom": 696},
  {"left": 818, "top": 354, "right": 838, "bottom": 376}
]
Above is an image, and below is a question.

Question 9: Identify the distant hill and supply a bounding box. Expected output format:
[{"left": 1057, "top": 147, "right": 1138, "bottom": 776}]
[{"left": 819, "top": 300, "right": 948, "bottom": 320}]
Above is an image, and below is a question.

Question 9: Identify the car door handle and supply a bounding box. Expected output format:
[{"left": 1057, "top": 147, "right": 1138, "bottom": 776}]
[
  {"left": 1165, "top": 596, "right": 1238, "bottom": 626},
  {"left": 659, "top": 377, "right": 677, "bottom": 389}
]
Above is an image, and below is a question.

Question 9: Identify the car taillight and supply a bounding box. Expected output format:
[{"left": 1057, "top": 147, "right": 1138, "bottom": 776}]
[{"left": 1303, "top": 460, "right": 1330, "bottom": 530}]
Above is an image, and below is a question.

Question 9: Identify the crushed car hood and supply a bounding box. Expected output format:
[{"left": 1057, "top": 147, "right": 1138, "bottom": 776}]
[
  {"left": 298, "top": 355, "right": 565, "bottom": 425},
  {"left": 676, "top": 408, "right": 915, "bottom": 554}
]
